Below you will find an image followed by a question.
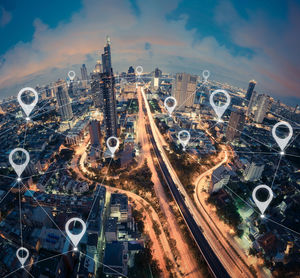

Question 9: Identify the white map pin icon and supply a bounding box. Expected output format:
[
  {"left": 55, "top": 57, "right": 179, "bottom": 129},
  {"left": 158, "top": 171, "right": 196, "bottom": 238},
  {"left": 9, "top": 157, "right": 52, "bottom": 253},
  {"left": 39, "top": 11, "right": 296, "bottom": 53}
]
[
  {"left": 17, "top": 87, "right": 38, "bottom": 118},
  {"left": 16, "top": 247, "right": 29, "bottom": 267},
  {"left": 178, "top": 130, "right": 190, "bottom": 151},
  {"left": 164, "top": 96, "right": 177, "bottom": 116},
  {"left": 202, "top": 70, "right": 210, "bottom": 83},
  {"left": 135, "top": 66, "right": 143, "bottom": 76},
  {"left": 106, "top": 136, "right": 120, "bottom": 157},
  {"left": 68, "top": 71, "right": 76, "bottom": 81},
  {"left": 252, "top": 184, "right": 273, "bottom": 216},
  {"left": 209, "top": 89, "right": 231, "bottom": 121},
  {"left": 65, "top": 217, "right": 86, "bottom": 249},
  {"left": 272, "top": 121, "right": 293, "bottom": 152},
  {"left": 9, "top": 148, "right": 30, "bottom": 178}
]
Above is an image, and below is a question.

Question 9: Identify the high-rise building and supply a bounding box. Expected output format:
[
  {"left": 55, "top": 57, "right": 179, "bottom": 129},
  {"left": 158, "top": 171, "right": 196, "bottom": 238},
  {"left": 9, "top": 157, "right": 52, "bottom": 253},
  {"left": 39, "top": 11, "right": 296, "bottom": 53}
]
[
  {"left": 94, "top": 60, "right": 102, "bottom": 73},
  {"left": 100, "top": 36, "right": 118, "bottom": 137},
  {"left": 127, "top": 66, "right": 135, "bottom": 82},
  {"left": 253, "top": 94, "right": 271, "bottom": 123},
  {"left": 89, "top": 120, "right": 102, "bottom": 146},
  {"left": 244, "top": 160, "right": 264, "bottom": 181},
  {"left": 172, "top": 73, "right": 197, "bottom": 108},
  {"left": 246, "top": 90, "right": 258, "bottom": 116},
  {"left": 151, "top": 68, "right": 162, "bottom": 91},
  {"left": 226, "top": 110, "right": 245, "bottom": 142},
  {"left": 56, "top": 85, "right": 73, "bottom": 121},
  {"left": 91, "top": 72, "right": 102, "bottom": 108},
  {"left": 154, "top": 67, "right": 162, "bottom": 78},
  {"left": 81, "top": 64, "right": 88, "bottom": 81},
  {"left": 245, "top": 80, "right": 256, "bottom": 100}
]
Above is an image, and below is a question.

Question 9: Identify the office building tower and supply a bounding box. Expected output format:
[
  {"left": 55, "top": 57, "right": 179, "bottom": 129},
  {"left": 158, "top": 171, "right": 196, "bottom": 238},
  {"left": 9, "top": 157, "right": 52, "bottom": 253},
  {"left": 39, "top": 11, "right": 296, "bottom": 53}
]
[
  {"left": 100, "top": 36, "right": 118, "bottom": 137},
  {"left": 56, "top": 85, "right": 73, "bottom": 121},
  {"left": 226, "top": 110, "right": 245, "bottom": 142},
  {"left": 80, "top": 64, "right": 88, "bottom": 88},
  {"left": 151, "top": 67, "right": 162, "bottom": 91},
  {"left": 91, "top": 72, "right": 102, "bottom": 108},
  {"left": 246, "top": 90, "right": 258, "bottom": 116},
  {"left": 172, "top": 73, "right": 197, "bottom": 108},
  {"left": 253, "top": 94, "right": 271, "bottom": 123},
  {"left": 245, "top": 80, "right": 256, "bottom": 100},
  {"left": 154, "top": 67, "right": 162, "bottom": 78},
  {"left": 244, "top": 160, "right": 264, "bottom": 181},
  {"left": 81, "top": 64, "right": 88, "bottom": 81},
  {"left": 94, "top": 60, "right": 102, "bottom": 73},
  {"left": 89, "top": 120, "right": 102, "bottom": 146},
  {"left": 127, "top": 66, "right": 135, "bottom": 82}
]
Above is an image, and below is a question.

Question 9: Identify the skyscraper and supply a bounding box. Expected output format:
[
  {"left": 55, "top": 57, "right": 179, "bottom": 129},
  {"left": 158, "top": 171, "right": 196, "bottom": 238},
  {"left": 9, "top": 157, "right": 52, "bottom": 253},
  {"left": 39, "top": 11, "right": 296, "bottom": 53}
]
[
  {"left": 245, "top": 80, "right": 256, "bottom": 100},
  {"left": 253, "top": 94, "right": 271, "bottom": 123},
  {"left": 94, "top": 60, "right": 103, "bottom": 73},
  {"left": 100, "top": 36, "right": 118, "bottom": 137},
  {"left": 172, "top": 73, "right": 197, "bottom": 108},
  {"left": 244, "top": 160, "right": 264, "bottom": 181},
  {"left": 56, "top": 85, "right": 73, "bottom": 121},
  {"left": 81, "top": 64, "right": 88, "bottom": 81},
  {"left": 246, "top": 90, "right": 257, "bottom": 116},
  {"left": 91, "top": 72, "right": 102, "bottom": 108},
  {"left": 89, "top": 120, "right": 102, "bottom": 146},
  {"left": 226, "top": 110, "right": 245, "bottom": 142},
  {"left": 127, "top": 66, "right": 135, "bottom": 82}
]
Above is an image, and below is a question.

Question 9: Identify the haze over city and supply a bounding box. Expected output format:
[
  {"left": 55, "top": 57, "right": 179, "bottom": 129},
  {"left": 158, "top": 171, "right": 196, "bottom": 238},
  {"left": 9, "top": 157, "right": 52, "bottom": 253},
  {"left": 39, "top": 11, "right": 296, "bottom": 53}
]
[{"left": 0, "top": 0, "right": 300, "bottom": 105}]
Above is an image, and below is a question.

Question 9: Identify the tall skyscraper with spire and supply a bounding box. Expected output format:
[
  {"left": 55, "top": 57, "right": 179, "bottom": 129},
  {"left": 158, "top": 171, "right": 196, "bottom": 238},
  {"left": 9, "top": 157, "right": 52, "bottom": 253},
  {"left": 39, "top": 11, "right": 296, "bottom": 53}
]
[{"left": 100, "top": 36, "right": 117, "bottom": 137}]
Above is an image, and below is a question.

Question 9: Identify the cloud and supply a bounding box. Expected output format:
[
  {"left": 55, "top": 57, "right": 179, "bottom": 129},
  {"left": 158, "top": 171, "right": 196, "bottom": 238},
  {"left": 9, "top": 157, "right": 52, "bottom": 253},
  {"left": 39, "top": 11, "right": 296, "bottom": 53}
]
[
  {"left": 0, "top": 0, "right": 299, "bottom": 102},
  {"left": 214, "top": 0, "right": 300, "bottom": 99},
  {"left": 0, "top": 7, "right": 12, "bottom": 27}
]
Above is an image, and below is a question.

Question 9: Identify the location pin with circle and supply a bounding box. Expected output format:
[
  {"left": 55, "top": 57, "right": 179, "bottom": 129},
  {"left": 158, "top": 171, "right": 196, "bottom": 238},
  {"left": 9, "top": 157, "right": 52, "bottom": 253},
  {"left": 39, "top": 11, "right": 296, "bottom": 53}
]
[
  {"left": 178, "top": 130, "right": 191, "bottom": 151},
  {"left": 9, "top": 148, "right": 30, "bottom": 178},
  {"left": 135, "top": 66, "right": 143, "bottom": 78},
  {"left": 65, "top": 217, "right": 86, "bottom": 250},
  {"left": 252, "top": 184, "right": 273, "bottom": 217},
  {"left": 68, "top": 71, "right": 76, "bottom": 81},
  {"left": 272, "top": 121, "right": 293, "bottom": 154},
  {"left": 209, "top": 89, "right": 231, "bottom": 121},
  {"left": 16, "top": 247, "right": 29, "bottom": 267},
  {"left": 106, "top": 136, "right": 120, "bottom": 157},
  {"left": 17, "top": 87, "right": 38, "bottom": 120},
  {"left": 164, "top": 96, "right": 177, "bottom": 116},
  {"left": 202, "top": 70, "right": 210, "bottom": 83}
]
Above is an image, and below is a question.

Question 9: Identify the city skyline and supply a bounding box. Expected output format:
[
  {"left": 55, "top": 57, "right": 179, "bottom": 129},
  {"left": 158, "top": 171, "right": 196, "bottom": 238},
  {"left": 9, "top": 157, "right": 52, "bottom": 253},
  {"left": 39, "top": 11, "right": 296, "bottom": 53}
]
[{"left": 0, "top": 0, "right": 300, "bottom": 106}]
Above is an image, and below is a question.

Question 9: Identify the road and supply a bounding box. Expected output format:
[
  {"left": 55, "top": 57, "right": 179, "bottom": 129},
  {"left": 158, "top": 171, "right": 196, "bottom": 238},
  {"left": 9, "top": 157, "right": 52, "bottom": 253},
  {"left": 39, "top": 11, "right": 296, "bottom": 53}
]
[
  {"left": 193, "top": 147, "right": 270, "bottom": 278},
  {"left": 70, "top": 135, "right": 176, "bottom": 277},
  {"left": 140, "top": 86, "right": 232, "bottom": 278},
  {"left": 136, "top": 86, "right": 203, "bottom": 277}
]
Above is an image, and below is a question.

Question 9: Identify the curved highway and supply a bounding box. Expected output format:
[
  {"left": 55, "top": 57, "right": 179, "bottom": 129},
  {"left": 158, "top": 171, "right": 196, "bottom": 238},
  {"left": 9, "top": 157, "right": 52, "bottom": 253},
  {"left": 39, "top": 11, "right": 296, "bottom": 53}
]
[{"left": 140, "top": 86, "right": 230, "bottom": 278}]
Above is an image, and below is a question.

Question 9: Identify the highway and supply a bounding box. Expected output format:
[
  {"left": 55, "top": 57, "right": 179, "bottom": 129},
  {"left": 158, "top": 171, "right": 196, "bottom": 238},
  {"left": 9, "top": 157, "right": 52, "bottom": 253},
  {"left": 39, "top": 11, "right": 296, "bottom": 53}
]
[{"left": 140, "top": 87, "right": 230, "bottom": 278}]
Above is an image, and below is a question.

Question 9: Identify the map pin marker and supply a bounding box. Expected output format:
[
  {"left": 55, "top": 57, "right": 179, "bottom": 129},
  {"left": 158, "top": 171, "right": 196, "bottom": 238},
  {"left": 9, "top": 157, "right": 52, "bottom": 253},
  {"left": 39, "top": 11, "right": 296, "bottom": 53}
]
[
  {"left": 164, "top": 96, "right": 177, "bottom": 116},
  {"left": 135, "top": 66, "right": 143, "bottom": 78},
  {"left": 202, "top": 70, "right": 210, "bottom": 83},
  {"left": 252, "top": 184, "right": 273, "bottom": 217},
  {"left": 68, "top": 71, "right": 76, "bottom": 81},
  {"left": 272, "top": 121, "right": 293, "bottom": 154},
  {"left": 16, "top": 247, "right": 29, "bottom": 267},
  {"left": 65, "top": 217, "right": 86, "bottom": 250},
  {"left": 17, "top": 87, "right": 38, "bottom": 120},
  {"left": 106, "top": 136, "right": 120, "bottom": 158},
  {"left": 209, "top": 89, "right": 231, "bottom": 121},
  {"left": 9, "top": 148, "right": 30, "bottom": 179},
  {"left": 178, "top": 130, "right": 190, "bottom": 151}
]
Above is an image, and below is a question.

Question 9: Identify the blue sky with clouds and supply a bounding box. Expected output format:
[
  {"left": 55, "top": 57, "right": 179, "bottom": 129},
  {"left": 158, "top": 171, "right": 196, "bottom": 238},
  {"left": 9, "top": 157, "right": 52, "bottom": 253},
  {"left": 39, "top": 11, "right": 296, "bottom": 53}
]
[{"left": 0, "top": 0, "right": 299, "bottom": 105}]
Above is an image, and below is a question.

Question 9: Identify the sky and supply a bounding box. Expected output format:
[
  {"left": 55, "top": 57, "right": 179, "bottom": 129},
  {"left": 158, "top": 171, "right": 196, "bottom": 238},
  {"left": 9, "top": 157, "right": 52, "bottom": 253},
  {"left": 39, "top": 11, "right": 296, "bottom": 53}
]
[{"left": 0, "top": 0, "right": 299, "bottom": 105}]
